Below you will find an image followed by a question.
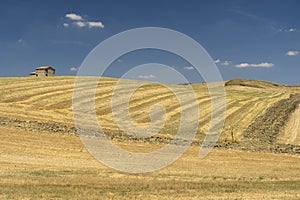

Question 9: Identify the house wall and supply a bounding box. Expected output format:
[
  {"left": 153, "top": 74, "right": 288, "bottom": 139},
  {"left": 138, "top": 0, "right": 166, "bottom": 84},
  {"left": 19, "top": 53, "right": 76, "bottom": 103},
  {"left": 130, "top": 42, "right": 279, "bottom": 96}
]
[
  {"left": 47, "top": 69, "right": 55, "bottom": 76},
  {"left": 35, "top": 69, "right": 55, "bottom": 76}
]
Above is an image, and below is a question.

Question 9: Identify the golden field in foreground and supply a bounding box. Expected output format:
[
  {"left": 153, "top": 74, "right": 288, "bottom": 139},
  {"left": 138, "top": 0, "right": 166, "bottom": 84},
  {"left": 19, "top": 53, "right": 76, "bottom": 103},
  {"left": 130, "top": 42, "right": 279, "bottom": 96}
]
[
  {"left": 1, "top": 126, "right": 300, "bottom": 199},
  {"left": 0, "top": 76, "right": 300, "bottom": 199}
]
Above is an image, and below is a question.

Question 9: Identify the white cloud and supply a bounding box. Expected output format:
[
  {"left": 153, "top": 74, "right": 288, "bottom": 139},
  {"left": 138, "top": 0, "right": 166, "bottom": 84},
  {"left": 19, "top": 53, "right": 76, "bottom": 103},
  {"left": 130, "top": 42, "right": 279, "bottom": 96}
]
[
  {"left": 236, "top": 63, "right": 251, "bottom": 68},
  {"left": 236, "top": 62, "right": 274, "bottom": 68},
  {"left": 214, "top": 59, "right": 232, "bottom": 66},
  {"left": 70, "top": 67, "right": 79, "bottom": 72},
  {"left": 184, "top": 66, "right": 194, "bottom": 70},
  {"left": 18, "top": 39, "right": 23, "bottom": 43},
  {"left": 221, "top": 60, "right": 231, "bottom": 66},
  {"left": 138, "top": 74, "right": 156, "bottom": 79},
  {"left": 88, "top": 21, "right": 104, "bottom": 28},
  {"left": 214, "top": 59, "right": 220, "bottom": 64},
  {"left": 279, "top": 28, "right": 298, "bottom": 33},
  {"left": 65, "top": 13, "right": 83, "bottom": 21},
  {"left": 64, "top": 13, "right": 104, "bottom": 29},
  {"left": 287, "top": 28, "right": 297, "bottom": 32},
  {"left": 73, "top": 21, "right": 104, "bottom": 28},
  {"left": 286, "top": 51, "right": 299, "bottom": 56},
  {"left": 74, "top": 21, "right": 86, "bottom": 27}
]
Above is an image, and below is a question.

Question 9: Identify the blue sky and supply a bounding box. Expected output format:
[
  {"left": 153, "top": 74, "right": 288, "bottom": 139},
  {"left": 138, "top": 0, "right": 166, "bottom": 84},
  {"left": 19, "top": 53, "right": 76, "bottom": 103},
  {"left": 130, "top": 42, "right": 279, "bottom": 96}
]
[{"left": 1, "top": 0, "right": 300, "bottom": 84}]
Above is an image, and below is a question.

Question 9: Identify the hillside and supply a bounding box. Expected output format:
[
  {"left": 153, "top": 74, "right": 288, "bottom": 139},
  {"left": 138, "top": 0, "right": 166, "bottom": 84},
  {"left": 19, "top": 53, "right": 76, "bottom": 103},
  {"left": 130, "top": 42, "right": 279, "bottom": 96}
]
[
  {"left": 224, "top": 78, "right": 281, "bottom": 88},
  {"left": 1, "top": 76, "right": 300, "bottom": 199},
  {"left": 0, "top": 76, "right": 299, "bottom": 147}
]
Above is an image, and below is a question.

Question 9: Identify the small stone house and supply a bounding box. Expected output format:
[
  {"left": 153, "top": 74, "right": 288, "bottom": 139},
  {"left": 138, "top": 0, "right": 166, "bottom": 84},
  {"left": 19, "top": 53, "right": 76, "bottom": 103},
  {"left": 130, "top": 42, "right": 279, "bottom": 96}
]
[{"left": 30, "top": 66, "right": 55, "bottom": 77}]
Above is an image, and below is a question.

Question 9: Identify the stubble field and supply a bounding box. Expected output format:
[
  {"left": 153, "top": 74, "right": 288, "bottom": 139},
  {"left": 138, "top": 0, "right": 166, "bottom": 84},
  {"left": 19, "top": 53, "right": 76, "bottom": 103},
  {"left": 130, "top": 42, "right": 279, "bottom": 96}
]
[{"left": 0, "top": 76, "right": 300, "bottom": 199}]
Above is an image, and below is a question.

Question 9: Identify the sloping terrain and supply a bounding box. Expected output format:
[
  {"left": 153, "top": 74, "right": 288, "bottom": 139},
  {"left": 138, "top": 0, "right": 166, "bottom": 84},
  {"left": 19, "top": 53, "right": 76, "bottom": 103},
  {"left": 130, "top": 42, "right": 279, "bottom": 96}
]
[
  {"left": 1, "top": 77, "right": 300, "bottom": 199},
  {"left": 242, "top": 94, "right": 300, "bottom": 153},
  {"left": 278, "top": 103, "right": 300, "bottom": 145},
  {"left": 0, "top": 77, "right": 298, "bottom": 144},
  {"left": 224, "top": 78, "right": 281, "bottom": 88}
]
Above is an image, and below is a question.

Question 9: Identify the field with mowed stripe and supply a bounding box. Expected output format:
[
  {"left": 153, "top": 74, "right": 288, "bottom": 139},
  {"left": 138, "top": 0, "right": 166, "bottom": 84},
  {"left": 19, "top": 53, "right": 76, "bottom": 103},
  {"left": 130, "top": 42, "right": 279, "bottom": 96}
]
[
  {"left": 1, "top": 76, "right": 299, "bottom": 143},
  {"left": 0, "top": 76, "right": 300, "bottom": 199}
]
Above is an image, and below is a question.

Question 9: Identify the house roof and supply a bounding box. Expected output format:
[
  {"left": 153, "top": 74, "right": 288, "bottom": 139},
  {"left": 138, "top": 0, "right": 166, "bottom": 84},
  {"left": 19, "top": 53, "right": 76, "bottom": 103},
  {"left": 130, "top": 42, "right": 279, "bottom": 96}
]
[{"left": 35, "top": 66, "right": 55, "bottom": 70}]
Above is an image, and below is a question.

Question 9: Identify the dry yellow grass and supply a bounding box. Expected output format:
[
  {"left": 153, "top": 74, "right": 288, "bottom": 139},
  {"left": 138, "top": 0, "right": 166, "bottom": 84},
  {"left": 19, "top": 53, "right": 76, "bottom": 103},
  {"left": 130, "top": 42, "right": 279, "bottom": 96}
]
[
  {"left": 1, "top": 76, "right": 300, "bottom": 199},
  {"left": 0, "top": 126, "right": 300, "bottom": 199},
  {"left": 0, "top": 76, "right": 297, "bottom": 142},
  {"left": 278, "top": 104, "right": 300, "bottom": 145}
]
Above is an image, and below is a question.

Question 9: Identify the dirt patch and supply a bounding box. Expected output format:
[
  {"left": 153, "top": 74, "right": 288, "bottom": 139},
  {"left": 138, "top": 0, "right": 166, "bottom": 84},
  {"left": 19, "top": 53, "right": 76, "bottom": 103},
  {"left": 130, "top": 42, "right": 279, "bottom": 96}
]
[{"left": 241, "top": 94, "right": 300, "bottom": 154}]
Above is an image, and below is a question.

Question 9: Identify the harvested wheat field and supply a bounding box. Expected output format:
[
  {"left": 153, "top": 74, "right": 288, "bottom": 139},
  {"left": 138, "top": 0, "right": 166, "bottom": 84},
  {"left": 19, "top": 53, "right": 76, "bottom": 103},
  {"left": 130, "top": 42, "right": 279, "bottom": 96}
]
[{"left": 0, "top": 76, "right": 300, "bottom": 199}]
